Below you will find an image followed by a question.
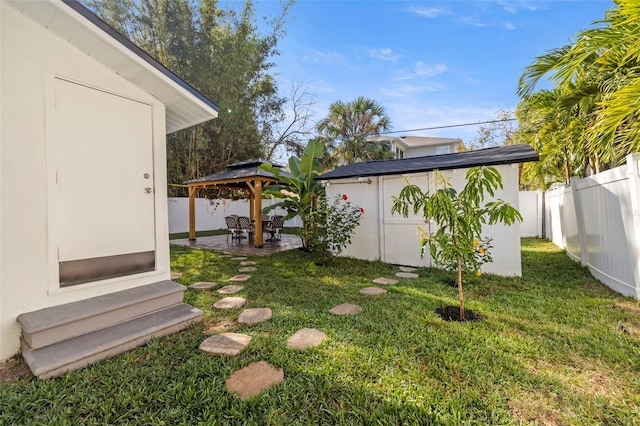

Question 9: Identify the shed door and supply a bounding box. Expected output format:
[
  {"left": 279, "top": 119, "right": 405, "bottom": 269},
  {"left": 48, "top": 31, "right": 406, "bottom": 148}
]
[
  {"left": 53, "top": 79, "right": 156, "bottom": 286},
  {"left": 382, "top": 175, "right": 432, "bottom": 267}
]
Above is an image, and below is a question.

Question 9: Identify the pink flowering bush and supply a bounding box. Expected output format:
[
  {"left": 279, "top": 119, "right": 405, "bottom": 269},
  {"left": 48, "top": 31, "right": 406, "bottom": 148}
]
[{"left": 308, "top": 193, "right": 363, "bottom": 264}]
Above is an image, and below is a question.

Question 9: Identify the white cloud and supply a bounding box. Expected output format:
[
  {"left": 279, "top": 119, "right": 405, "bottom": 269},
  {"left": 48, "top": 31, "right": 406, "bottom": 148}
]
[
  {"left": 502, "top": 21, "right": 516, "bottom": 30},
  {"left": 409, "top": 6, "right": 452, "bottom": 18},
  {"left": 302, "top": 49, "right": 344, "bottom": 65},
  {"left": 368, "top": 48, "right": 400, "bottom": 62},
  {"left": 414, "top": 62, "right": 446, "bottom": 77},
  {"left": 459, "top": 16, "right": 488, "bottom": 27}
]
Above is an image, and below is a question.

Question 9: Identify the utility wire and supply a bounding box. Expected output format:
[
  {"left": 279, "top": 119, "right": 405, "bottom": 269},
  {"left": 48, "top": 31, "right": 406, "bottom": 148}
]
[{"left": 380, "top": 118, "right": 517, "bottom": 135}]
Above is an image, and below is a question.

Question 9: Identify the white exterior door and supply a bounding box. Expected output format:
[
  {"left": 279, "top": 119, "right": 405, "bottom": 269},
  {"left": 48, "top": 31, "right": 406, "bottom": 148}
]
[
  {"left": 381, "top": 175, "right": 432, "bottom": 267},
  {"left": 52, "top": 79, "right": 156, "bottom": 286}
]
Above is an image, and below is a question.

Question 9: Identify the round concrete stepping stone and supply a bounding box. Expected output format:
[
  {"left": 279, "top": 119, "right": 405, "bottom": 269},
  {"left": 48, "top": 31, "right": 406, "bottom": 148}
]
[
  {"left": 238, "top": 308, "right": 272, "bottom": 324},
  {"left": 399, "top": 266, "right": 417, "bottom": 272},
  {"left": 230, "top": 274, "right": 251, "bottom": 282},
  {"left": 240, "top": 260, "right": 257, "bottom": 266},
  {"left": 170, "top": 272, "right": 182, "bottom": 280},
  {"left": 217, "top": 285, "right": 244, "bottom": 294},
  {"left": 329, "top": 303, "right": 362, "bottom": 315},
  {"left": 360, "top": 286, "right": 387, "bottom": 295},
  {"left": 231, "top": 257, "right": 248, "bottom": 261},
  {"left": 238, "top": 267, "right": 257, "bottom": 273},
  {"left": 199, "top": 333, "right": 251, "bottom": 356},
  {"left": 214, "top": 297, "right": 247, "bottom": 309},
  {"left": 190, "top": 281, "right": 217, "bottom": 290},
  {"left": 226, "top": 361, "right": 284, "bottom": 400},
  {"left": 373, "top": 277, "right": 398, "bottom": 285},
  {"left": 396, "top": 272, "right": 419, "bottom": 279},
  {"left": 286, "top": 328, "right": 327, "bottom": 350}
]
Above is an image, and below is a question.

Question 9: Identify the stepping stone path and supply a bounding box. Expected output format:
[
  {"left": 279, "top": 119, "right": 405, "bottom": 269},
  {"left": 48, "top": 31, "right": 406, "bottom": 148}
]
[
  {"left": 230, "top": 274, "right": 251, "bottom": 282},
  {"left": 399, "top": 266, "right": 417, "bottom": 272},
  {"left": 230, "top": 257, "right": 248, "bottom": 261},
  {"left": 240, "top": 261, "right": 257, "bottom": 266},
  {"left": 330, "top": 303, "right": 362, "bottom": 315},
  {"left": 238, "top": 308, "right": 272, "bottom": 324},
  {"left": 360, "top": 287, "right": 387, "bottom": 296},
  {"left": 226, "top": 361, "right": 284, "bottom": 400},
  {"left": 217, "top": 285, "right": 244, "bottom": 294},
  {"left": 396, "top": 272, "right": 419, "bottom": 279},
  {"left": 238, "top": 267, "right": 257, "bottom": 273},
  {"left": 190, "top": 281, "right": 216, "bottom": 290},
  {"left": 286, "top": 328, "right": 327, "bottom": 350},
  {"left": 199, "top": 333, "right": 251, "bottom": 356},
  {"left": 214, "top": 297, "right": 247, "bottom": 309},
  {"left": 170, "top": 272, "right": 182, "bottom": 280},
  {"left": 373, "top": 277, "right": 398, "bottom": 285}
]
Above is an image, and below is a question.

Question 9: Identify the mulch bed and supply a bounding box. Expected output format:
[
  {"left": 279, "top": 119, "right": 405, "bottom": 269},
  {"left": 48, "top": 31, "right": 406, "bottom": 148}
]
[{"left": 435, "top": 306, "right": 484, "bottom": 322}]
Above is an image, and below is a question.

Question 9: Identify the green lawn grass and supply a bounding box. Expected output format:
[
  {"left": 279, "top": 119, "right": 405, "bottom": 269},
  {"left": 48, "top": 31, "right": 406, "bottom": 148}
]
[{"left": 1, "top": 238, "right": 639, "bottom": 425}]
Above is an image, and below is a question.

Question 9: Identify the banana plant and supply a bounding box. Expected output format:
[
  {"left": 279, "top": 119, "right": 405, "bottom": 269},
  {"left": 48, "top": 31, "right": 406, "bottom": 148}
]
[{"left": 259, "top": 139, "right": 325, "bottom": 249}]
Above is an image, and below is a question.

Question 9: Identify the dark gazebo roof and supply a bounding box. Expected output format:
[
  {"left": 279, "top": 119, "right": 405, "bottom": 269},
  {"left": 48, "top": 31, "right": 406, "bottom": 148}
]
[
  {"left": 185, "top": 159, "right": 290, "bottom": 188},
  {"left": 316, "top": 144, "right": 539, "bottom": 180}
]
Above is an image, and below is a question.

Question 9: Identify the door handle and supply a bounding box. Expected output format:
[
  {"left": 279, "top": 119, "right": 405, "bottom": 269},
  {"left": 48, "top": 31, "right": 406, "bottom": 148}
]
[{"left": 144, "top": 187, "right": 153, "bottom": 194}]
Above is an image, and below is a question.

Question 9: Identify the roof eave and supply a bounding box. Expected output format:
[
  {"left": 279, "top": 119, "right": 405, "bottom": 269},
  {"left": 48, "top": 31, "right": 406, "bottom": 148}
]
[{"left": 9, "top": 0, "right": 219, "bottom": 134}]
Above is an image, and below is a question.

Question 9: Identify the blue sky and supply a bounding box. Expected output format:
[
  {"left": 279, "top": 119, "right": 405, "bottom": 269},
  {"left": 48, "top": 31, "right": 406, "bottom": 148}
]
[{"left": 253, "top": 0, "right": 614, "bottom": 147}]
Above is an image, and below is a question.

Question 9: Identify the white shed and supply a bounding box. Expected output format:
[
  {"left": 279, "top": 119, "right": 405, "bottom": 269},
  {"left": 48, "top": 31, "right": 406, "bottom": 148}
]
[
  {"left": 1, "top": 0, "right": 218, "bottom": 377},
  {"left": 316, "top": 144, "right": 539, "bottom": 276}
]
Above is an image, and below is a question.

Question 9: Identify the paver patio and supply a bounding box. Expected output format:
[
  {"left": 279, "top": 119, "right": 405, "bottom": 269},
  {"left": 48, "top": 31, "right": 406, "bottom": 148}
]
[{"left": 171, "top": 233, "right": 302, "bottom": 257}]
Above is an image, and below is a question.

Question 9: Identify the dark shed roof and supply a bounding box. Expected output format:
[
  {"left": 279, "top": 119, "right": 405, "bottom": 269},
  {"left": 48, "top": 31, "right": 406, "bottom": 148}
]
[
  {"left": 316, "top": 144, "right": 539, "bottom": 180},
  {"left": 185, "top": 159, "right": 290, "bottom": 187}
]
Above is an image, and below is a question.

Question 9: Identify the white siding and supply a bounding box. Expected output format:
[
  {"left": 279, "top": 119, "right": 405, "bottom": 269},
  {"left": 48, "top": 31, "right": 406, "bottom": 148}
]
[
  {"left": 324, "top": 164, "right": 523, "bottom": 276},
  {"left": 1, "top": 4, "right": 171, "bottom": 360}
]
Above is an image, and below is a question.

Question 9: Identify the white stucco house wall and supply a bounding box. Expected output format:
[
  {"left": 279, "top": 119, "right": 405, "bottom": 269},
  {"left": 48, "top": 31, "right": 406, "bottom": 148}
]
[
  {"left": 316, "top": 144, "right": 539, "bottom": 276},
  {"left": 369, "top": 135, "right": 463, "bottom": 159},
  {"left": 0, "top": 0, "right": 218, "bottom": 371}
]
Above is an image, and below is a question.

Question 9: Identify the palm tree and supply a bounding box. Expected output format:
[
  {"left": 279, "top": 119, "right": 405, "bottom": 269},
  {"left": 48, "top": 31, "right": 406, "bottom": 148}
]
[
  {"left": 517, "top": 0, "right": 640, "bottom": 174},
  {"left": 317, "top": 96, "right": 393, "bottom": 166}
]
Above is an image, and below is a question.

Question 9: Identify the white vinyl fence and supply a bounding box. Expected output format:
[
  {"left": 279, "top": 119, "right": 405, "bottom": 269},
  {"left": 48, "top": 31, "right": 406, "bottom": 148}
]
[
  {"left": 518, "top": 190, "right": 544, "bottom": 238},
  {"left": 167, "top": 197, "right": 301, "bottom": 234},
  {"left": 543, "top": 153, "right": 640, "bottom": 299}
]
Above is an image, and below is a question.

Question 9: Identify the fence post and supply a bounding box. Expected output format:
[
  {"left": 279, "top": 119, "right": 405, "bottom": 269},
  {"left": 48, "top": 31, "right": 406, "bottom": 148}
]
[
  {"left": 570, "top": 177, "right": 588, "bottom": 266},
  {"left": 536, "top": 189, "right": 543, "bottom": 238},
  {"left": 625, "top": 153, "right": 640, "bottom": 298}
]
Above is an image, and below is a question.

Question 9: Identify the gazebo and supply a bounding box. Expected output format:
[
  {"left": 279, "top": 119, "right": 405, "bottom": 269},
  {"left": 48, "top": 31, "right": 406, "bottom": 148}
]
[{"left": 185, "top": 159, "right": 290, "bottom": 247}]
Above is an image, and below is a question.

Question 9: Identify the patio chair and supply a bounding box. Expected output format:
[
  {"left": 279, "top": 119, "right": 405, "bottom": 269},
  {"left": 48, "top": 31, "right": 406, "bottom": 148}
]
[
  {"left": 237, "top": 216, "right": 255, "bottom": 241},
  {"left": 225, "top": 216, "right": 241, "bottom": 243},
  {"left": 264, "top": 215, "right": 284, "bottom": 241}
]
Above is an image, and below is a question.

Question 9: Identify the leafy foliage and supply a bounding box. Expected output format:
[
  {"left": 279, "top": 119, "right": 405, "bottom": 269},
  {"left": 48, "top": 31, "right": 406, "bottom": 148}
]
[
  {"left": 516, "top": 0, "right": 640, "bottom": 187},
  {"left": 259, "top": 140, "right": 325, "bottom": 249},
  {"left": 85, "top": 0, "right": 296, "bottom": 195},
  {"left": 307, "top": 193, "right": 364, "bottom": 264},
  {"left": 391, "top": 166, "right": 522, "bottom": 320},
  {"left": 316, "top": 96, "right": 394, "bottom": 167}
]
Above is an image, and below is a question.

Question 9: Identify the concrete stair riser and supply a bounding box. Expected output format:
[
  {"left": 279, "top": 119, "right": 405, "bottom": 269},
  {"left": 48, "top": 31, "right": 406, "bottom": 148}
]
[
  {"left": 21, "top": 303, "right": 203, "bottom": 379},
  {"left": 18, "top": 281, "right": 185, "bottom": 349}
]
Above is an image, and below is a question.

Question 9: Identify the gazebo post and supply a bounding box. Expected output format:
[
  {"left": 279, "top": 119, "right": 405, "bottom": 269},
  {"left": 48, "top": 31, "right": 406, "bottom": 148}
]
[
  {"left": 188, "top": 185, "right": 198, "bottom": 241},
  {"left": 254, "top": 179, "right": 263, "bottom": 247}
]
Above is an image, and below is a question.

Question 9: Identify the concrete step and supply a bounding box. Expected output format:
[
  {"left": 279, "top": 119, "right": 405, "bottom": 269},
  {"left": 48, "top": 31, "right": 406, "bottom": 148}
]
[
  {"left": 18, "top": 281, "right": 186, "bottom": 349},
  {"left": 22, "top": 303, "right": 203, "bottom": 379}
]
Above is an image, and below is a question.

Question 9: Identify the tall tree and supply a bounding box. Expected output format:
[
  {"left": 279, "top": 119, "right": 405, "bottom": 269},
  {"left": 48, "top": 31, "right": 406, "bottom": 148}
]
[
  {"left": 86, "top": 0, "right": 294, "bottom": 195},
  {"left": 517, "top": 0, "right": 640, "bottom": 187},
  {"left": 317, "top": 96, "right": 393, "bottom": 167}
]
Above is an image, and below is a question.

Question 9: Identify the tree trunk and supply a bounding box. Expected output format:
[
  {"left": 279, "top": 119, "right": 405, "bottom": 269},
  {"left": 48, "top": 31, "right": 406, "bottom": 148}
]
[{"left": 457, "top": 256, "right": 465, "bottom": 321}]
